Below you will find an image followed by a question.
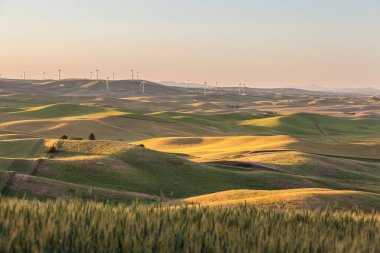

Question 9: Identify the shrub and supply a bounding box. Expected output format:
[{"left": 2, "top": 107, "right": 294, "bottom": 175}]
[
  {"left": 47, "top": 145, "right": 56, "bottom": 153},
  {"left": 138, "top": 144, "right": 145, "bottom": 148},
  {"left": 69, "top": 137, "right": 83, "bottom": 140}
]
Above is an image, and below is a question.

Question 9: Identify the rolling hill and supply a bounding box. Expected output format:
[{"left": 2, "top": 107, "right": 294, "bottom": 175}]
[
  {"left": 0, "top": 79, "right": 188, "bottom": 97},
  {"left": 0, "top": 79, "right": 379, "bottom": 212},
  {"left": 182, "top": 188, "right": 380, "bottom": 211}
]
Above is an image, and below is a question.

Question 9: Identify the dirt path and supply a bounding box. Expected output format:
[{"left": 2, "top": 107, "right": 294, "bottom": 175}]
[
  {"left": 30, "top": 159, "right": 49, "bottom": 176},
  {"left": 207, "top": 161, "right": 285, "bottom": 173}
]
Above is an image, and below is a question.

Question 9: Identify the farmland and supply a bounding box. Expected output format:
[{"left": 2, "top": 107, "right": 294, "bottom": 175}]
[
  {"left": 0, "top": 79, "right": 379, "bottom": 252},
  {"left": 0, "top": 197, "right": 379, "bottom": 253}
]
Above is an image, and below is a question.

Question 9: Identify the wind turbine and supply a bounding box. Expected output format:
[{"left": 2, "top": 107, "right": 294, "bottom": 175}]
[
  {"left": 204, "top": 82, "right": 207, "bottom": 96},
  {"left": 215, "top": 82, "right": 218, "bottom": 92},
  {"left": 43, "top": 72, "right": 45, "bottom": 80},
  {"left": 140, "top": 80, "right": 146, "bottom": 94},
  {"left": 106, "top": 77, "right": 109, "bottom": 92},
  {"left": 58, "top": 69, "right": 61, "bottom": 80},
  {"left": 131, "top": 69, "right": 134, "bottom": 80},
  {"left": 238, "top": 83, "right": 242, "bottom": 95},
  {"left": 112, "top": 72, "right": 115, "bottom": 81},
  {"left": 242, "top": 83, "right": 246, "bottom": 95},
  {"left": 187, "top": 80, "right": 190, "bottom": 89},
  {"left": 90, "top": 72, "right": 93, "bottom": 80},
  {"left": 96, "top": 69, "right": 99, "bottom": 80},
  {"left": 23, "top": 71, "right": 26, "bottom": 80}
]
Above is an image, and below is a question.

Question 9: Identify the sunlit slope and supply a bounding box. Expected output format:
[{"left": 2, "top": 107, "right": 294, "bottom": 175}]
[
  {"left": 135, "top": 136, "right": 295, "bottom": 161},
  {"left": 11, "top": 103, "right": 125, "bottom": 119},
  {"left": 240, "top": 112, "right": 380, "bottom": 137},
  {"left": 135, "top": 135, "right": 380, "bottom": 161},
  {"left": 183, "top": 188, "right": 380, "bottom": 211}
]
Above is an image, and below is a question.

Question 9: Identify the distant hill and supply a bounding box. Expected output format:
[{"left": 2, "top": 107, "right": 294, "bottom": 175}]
[
  {"left": 159, "top": 81, "right": 213, "bottom": 89},
  {"left": 293, "top": 85, "right": 380, "bottom": 95},
  {"left": 0, "top": 79, "right": 188, "bottom": 97}
]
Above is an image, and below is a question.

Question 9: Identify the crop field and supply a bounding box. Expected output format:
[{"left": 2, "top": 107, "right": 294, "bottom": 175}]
[
  {"left": 0, "top": 197, "right": 379, "bottom": 253},
  {"left": 0, "top": 79, "right": 379, "bottom": 252}
]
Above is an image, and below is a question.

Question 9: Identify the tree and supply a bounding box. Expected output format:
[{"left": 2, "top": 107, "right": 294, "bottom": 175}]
[
  {"left": 60, "top": 135, "right": 68, "bottom": 140},
  {"left": 89, "top": 133, "right": 96, "bottom": 140}
]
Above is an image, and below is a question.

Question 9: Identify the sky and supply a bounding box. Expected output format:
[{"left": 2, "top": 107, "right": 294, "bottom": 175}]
[{"left": 0, "top": 0, "right": 379, "bottom": 88}]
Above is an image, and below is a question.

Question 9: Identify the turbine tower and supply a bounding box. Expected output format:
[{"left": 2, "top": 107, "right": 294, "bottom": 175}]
[
  {"left": 96, "top": 69, "right": 99, "bottom": 80},
  {"left": 238, "top": 83, "right": 242, "bottom": 95},
  {"left": 23, "top": 71, "right": 26, "bottom": 80},
  {"left": 58, "top": 69, "right": 61, "bottom": 80},
  {"left": 140, "top": 81, "right": 146, "bottom": 94},
  {"left": 43, "top": 72, "right": 45, "bottom": 80},
  {"left": 215, "top": 82, "right": 218, "bottom": 92},
  {"left": 242, "top": 83, "right": 246, "bottom": 95},
  {"left": 112, "top": 72, "right": 115, "bottom": 81},
  {"left": 187, "top": 80, "right": 190, "bottom": 89},
  {"left": 90, "top": 72, "right": 93, "bottom": 80},
  {"left": 106, "top": 77, "right": 109, "bottom": 92},
  {"left": 131, "top": 69, "right": 134, "bottom": 80},
  {"left": 204, "top": 82, "right": 207, "bottom": 96}
]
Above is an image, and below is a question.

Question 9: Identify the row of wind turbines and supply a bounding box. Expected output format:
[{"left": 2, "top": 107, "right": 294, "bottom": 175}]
[
  {"left": 89, "top": 69, "right": 141, "bottom": 81},
  {"left": 2, "top": 69, "right": 142, "bottom": 82},
  {"left": 0, "top": 70, "right": 248, "bottom": 96},
  {"left": 197, "top": 81, "right": 247, "bottom": 96}
]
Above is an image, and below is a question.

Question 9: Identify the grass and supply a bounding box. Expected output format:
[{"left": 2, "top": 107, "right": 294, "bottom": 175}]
[
  {"left": 0, "top": 138, "right": 47, "bottom": 159},
  {"left": 240, "top": 112, "right": 380, "bottom": 137},
  {"left": 0, "top": 197, "right": 379, "bottom": 253},
  {"left": 0, "top": 97, "right": 379, "bottom": 211},
  {"left": 0, "top": 135, "right": 377, "bottom": 206},
  {"left": 17, "top": 140, "right": 328, "bottom": 198},
  {"left": 2, "top": 99, "right": 380, "bottom": 142},
  {"left": 0, "top": 139, "right": 377, "bottom": 201}
]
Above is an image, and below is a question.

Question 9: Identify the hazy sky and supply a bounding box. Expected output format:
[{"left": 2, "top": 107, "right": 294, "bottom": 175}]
[{"left": 0, "top": 0, "right": 379, "bottom": 88}]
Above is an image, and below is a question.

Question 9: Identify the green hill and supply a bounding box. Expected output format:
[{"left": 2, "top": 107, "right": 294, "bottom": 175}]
[
  {"left": 0, "top": 138, "right": 378, "bottom": 202},
  {"left": 13, "top": 104, "right": 107, "bottom": 118},
  {"left": 240, "top": 112, "right": 380, "bottom": 137}
]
